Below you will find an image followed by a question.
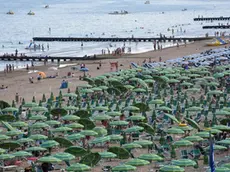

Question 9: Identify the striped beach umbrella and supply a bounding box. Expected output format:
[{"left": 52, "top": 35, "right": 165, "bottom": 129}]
[
  {"left": 90, "top": 136, "right": 110, "bottom": 144},
  {"left": 11, "top": 121, "right": 28, "bottom": 127},
  {"left": 99, "top": 152, "right": 117, "bottom": 159},
  {"left": 122, "top": 143, "right": 142, "bottom": 149},
  {"left": 106, "top": 111, "right": 122, "bottom": 117},
  {"left": 139, "top": 154, "right": 163, "bottom": 161},
  {"left": 62, "top": 115, "right": 80, "bottom": 121},
  {"left": 23, "top": 102, "right": 38, "bottom": 108},
  {"left": 159, "top": 165, "right": 184, "bottom": 172},
  {"left": 66, "top": 123, "right": 84, "bottom": 129},
  {"left": 167, "top": 128, "right": 184, "bottom": 134},
  {"left": 38, "top": 156, "right": 62, "bottom": 163},
  {"left": 124, "top": 126, "right": 144, "bottom": 133},
  {"left": 128, "top": 115, "right": 145, "bottom": 121},
  {"left": 17, "top": 138, "right": 35, "bottom": 144},
  {"left": 25, "top": 146, "right": 47, "bottom": 152},
  {"left": 205, "top": 145, "right": 227, "bottom": 151},
  {"left": 133, "top": 140, "right": 153, "bottom": 146},
  {"left": 45, "top": 120, "right": 61, "bottom": 126},
  {"left": 108, "top": 135, "right": 123, "bottom": 141},
  {"left": 52, "top": 127, "right": 72, "bottom": 132},
  {"left": 93, "top": 127, "right": 107, "bottom": 136},
  {"left": 41, "top": 140, "right": 59, "bottom": 148},
  {"left": 12, "top": 151, "right": 32, "bottom": 157},
  {"left": 0, "top": 135, "right": 10, "bottom": 141},
  {"left": 6, "top": 130, "right": 23, "bottom": 136},
  {"left": 67, "top": 133, "right": 85, "bottom": 141},
  {"left": 2, "top": 107, "right": 18, "bottom": 113},
  {"left": 30, "top": 122, "right": 50, "bottom": 129},
  {"left": 195, "top": 132, "right": 213, "bottom": 138},
  {"left": 80, "top": 130, "right": 98, "bottom": 136},
  {"left": 0, "top": 154, "right": 15, "bottom": 160},
  {"left": 110, "top": 121, "right": 129, "bottom": 126},
  {"left": 112, "top": 164, "right": 136, "bottom": 171},
  {"left": 93, "top": 115, "right": 112, "bottom": 121},
  {"left": 171, "top": 159, "right": 196, "bottom": 167},
  {"left": 173, "top": 140, "right": 193, "bottom": 147},
  {"left": 184, "top": 136, "right": 203, "bottom": 142},
  {"left": 31, "top": 106, "right": 48, "bottom": 112},
  {"left": 53, "top": 152, "right": 75, "bottom": 161},
  {"left": 29, "top": 134, "right": 48, "bottom": 140}
]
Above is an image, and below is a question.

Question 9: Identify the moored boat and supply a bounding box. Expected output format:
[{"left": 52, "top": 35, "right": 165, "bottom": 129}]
[
  {"left": 6, "top": 10, "right": 14, "bottom": 15},
  {"left": 28, "top": 10, "right": 35, "bottom": 15}
]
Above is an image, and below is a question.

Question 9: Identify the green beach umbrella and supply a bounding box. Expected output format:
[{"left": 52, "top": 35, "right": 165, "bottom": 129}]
[
  {"left": 213, "top": 73, "right": 224, "bottom": 78},
  {"left": 29, "top": 134, "right": 48, "bottom": 140},
  {"left": 30, "top": 122, "right": 50, "bottom": 129},
  {"left": 66, "top": 123, "right": 84, "bottom": 129},
  {"left": 124, "top": 126, "right": 144, "bottom": 133},
  {"left": 128, "top": 115, "right": 145, "bottom": 121},
  {"left": 195, "top": 132, "right": 213, "bottom": 138},
  {"left": 106, "top": 111, "right": 122, "bottom": 117},
  {"left": 38, "top": 156, "right": 62, "bottom": 163},
  {"left": 31, "top": 106, "right": 48, "bottom": 112},
  {"left": 78, "top": 84, "right": 93, "bottom": 88},
  {"left": 186, "top": 88, "right": 200, "bottom": 93},
  {"left": 157, "top": 106, "right": 172, "bottom": 112},
  {"left": 91, "top": 87, "right": 103, "bottom": 92},
  {"left": 5, "top": 130, "right": 23, "bottom": 136},
  {"left": 0, "top": 135, "right": 10, "bottom": 141},
  {"left": 212, "top": 125, "right": 230, "bottom": 131},
  {"left": 0, "top": 149, "right": 6, "bottom": 154},
  {"left": 185, "top": 106, "right": 203, "bottom": 112},
  {"left": 80, "top": 89, "right": 94, "bottom": 94},
  {"left": 208, "top": 128, "right": 222, "bottom": 134},
  {"left": 205, "top": 145, "right": 227, "bottom": 151},
  {"left": 45, "top": 120, "right": 61, "bottom": 125},
  {"left": 126, "top": 158, "right": 150, "bottom": 166},
  {"left": 139, "top": 154, "right": 163, "bottom": 161},
  {"left": 17, "top": 138, "right": 35, "bottom": 143},
  {"left": 99, "top": 152, "right": 117, "bottom": 158},
  {"left": 66, "top": 163, "right": 91, "bottom": 171},
  {"left": 164, "top": 114, "right": 179, "bottom": 123},
  {"left": 167, "top": 128, "right": 184, "bottom": 134},
  {"left": 41, "top": 140, "right": 59, "bottom": 148},
  {"left": 99, "top": 86, "right": 109, "bottom": 90},
  {"left": 215, "top": 167, "right": 230, "bottom": 172},
  {"left": 11, "top": 121, "right": 28, "bottom": 127},
  {"left": 23, "top": 102, "right": 38, "bottom": 108},
  {"left": 112, "top": 164, "right": 136, "bottom": 171},
  {"left": 173, "top": 140, "right": 193, "bottom": 147},
  {"left": 93, "top": 115, "right": 112, "bottom": 121},
  {"left": 52, "top": 127, "right": 72, "bottom": 132},
  {"left": 26, "top": 146, "right": 47, "bottom": 152},
  {"left": 222, "top": 164, "right": 230, "bottom": 169},
  {"left": 63, "top": 93, "right": 78, "bottom": 98},
  {"left": 80, "top": 130, "right": 98, "bottom": 136},
  {"left": 0, "top": 154, "right": 15, "bottom": 160},
  {"left": 124, "top": 85, "right": 135, "bottom": 90},
  {"left": 93, "top": 106, "right": 109, "bottom": 111},
  {"left": 215, "top": 110, "right": 230, "bottom": 116},
  {"left": 159, "top": 165, "right": 184, "bottom": 172},
  {"left": 217, "top": 139, "right": 230, "bottom": 145},
  {"left": 149, "top": 99, "right": 164, "bottom": 105},
  {"left": 207, "top": 90, "right": 223, "bottom": 95},
  {"left": 90, "top": 136, "right": 110, "bottom": 144},
  {"left": 53, "top": 152, "right": 75, "bottom": 161},
  {"left": 64, "top": 106, "right": 79, "bottom": 111},
  {"left": 177, "top": 125, "right": 193, "bottom": 131},
  {"left": 180, "top": 82, "right": 193, "bottom": 87},
  {"left": 62, "top": 115, "right": 80, "bottom": 121},
  {"left": 108, "top": 134, "right": 123, "bottom": 141},
  {"left": 93, "top": 127, "right": 107, "bottom": 136},
  {"left": 133, "top": 140, "right": 153, "bottom": 146},
  {"left": 2, "top": 107, "right": 18, "bottom": 113},
  {"left": 110, "top": 121, "right": 129, "bottom": 126},
  {"left": 123, "top": 106, "right": 140, "bottom": 112},
  {"left": 122, "top": 143, "right": 142, "bottom": 149},
  {"left": 184, "top": 136, "right": 203, "bottom": 142},
  {"left": 12, "top": 151, "right": 32, "bottom": 157},
  {"left": 29, "top": 115, "right": 47, "bottom": 121},
  {"left": 171, "top": 159, "right": 196, "bottom": 167},
  {"left": 67, "top": 133, "right": 85, "bottom": 141},
  {"left": 132, "top": 88, "right": 147, "bottom": 93}
]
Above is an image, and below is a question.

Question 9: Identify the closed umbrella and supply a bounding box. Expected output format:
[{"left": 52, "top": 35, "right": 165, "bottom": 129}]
[{"left": 66, "top": 163, "right": 91, "bottom": 171}]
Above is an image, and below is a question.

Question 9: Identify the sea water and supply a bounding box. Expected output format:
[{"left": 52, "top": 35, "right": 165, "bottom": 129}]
[{"left": 0, "top": 0, "right": 230, "bottom": 70}]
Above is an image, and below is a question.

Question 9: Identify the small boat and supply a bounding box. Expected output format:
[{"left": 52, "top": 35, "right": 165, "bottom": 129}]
[
  {"left": 45, "top": 5, "right": 49, "bottom": 8},
  {"left": 109, "top": 10, "right": 128, "bottom": 15},
  {"left": 206, "top": 38, "right": 227, "bottom": 46},
  {"left": 28, "top": 10, "right": 35, "bottom": 15},
  {"left": 145, "top": 0, "right": 150, "bottom": 4},
  {"left": 6, "top": 10, "right": 14, "bottom": 15},
  {"left": 182, "top": 8, "right": 187, "bottom": 11}
]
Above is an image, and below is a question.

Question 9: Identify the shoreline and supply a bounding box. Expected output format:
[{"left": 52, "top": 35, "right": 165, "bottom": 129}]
[{"left": 0, "top": 39, "right": 228, "bottom": 103}]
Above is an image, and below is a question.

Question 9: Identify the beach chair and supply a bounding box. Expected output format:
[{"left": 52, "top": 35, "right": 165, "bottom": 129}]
[
  {"left": 190, "top": 149, "right": 201, "bottom": 159},
  {"left": 181, "top": 150, "right": 189, "bottom": 159}
]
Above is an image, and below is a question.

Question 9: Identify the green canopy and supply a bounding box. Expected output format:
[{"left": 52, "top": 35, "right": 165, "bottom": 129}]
[
  {"left": 128, "top": 115, "right": 145, "bottom": 121},
  {"left": 80, "top": 130, "right": 98, "bottom": 136},
  {"left": 124, "top": 126, "right": 144, "bottom": 133},
  {"left": 2, "top": 107, "right": 18, "bottom": 113},
  {"left": 11, "top": 121, "right": 28, "bottom": 127},
  {"left": 93, "top": 115, "right": 112, "bottom": 121},
  {"left": 45, "top": 120, "right": 61, "bottom": 125},
  {"left": 64, "top": 106, "right": 79, "bottom": 111},
  {"left": 123, "top": 106, "right": 140, "bottom": 112},
  {"left": 207, "top": 90, "right": 223, "bottom": 95},
  {"left": 0, "top": 154, "right": 15, "bottom": 160},
  {"left": 173, "top": 140, "right": 193, "bottom": 147},
  {"left": 17, "top": 138, "right": 35, "bottom": 143},
  {"left": 185, "top": 106, "right": 203, "bottom": 112},
  {"left": 66, "top": 123, "right": 84, "bottom": 129},
  {"left": 12, "top": 151, "right": 32, "bottom": 157},
  {"left": 52, "top": 127, "right": 73, "bottom": 132},
  {"left": 93, "top": 127, "right": 107, "bottom": 136},
  {"left": 38, "top": 156, "right": 62, "bottom": 163},
  {"left": 156, "top": 106, "right": 172, "bottom": 112},
  {"left": 167, "top": 128, "right": 184, "bottom": 134},
  {"left": 212, "top": 125, "right": 230, "bottom": 131},
  {"left": 149, "top": 99, "right": 164, "bottom": 105},
  {"left": 6, "top": 130, "right": 23, "bottom": 136},
  {"left": 159, "top": 165, "right": 184, "bottom": 172},
  {"left": 67, "top": 133, "right": 85, "bottom": 141},
  {"left": 112, "top": 164, "right": 136, "bottom": 171},
  {"left": 0, "top": 135, "right": 10, "bottom": 141},
  {"left": 41, "top": 140, "right": 59, "bottom": 148},
  {"left": 106, "top": 111, "right": 122, "bottom": 117},
  {"left": 215, "top": 167, "right": 230, "bottom": 172},
  {"left": 90, "top": 136, "right": 110, "bottom": 144},
  {"left": 126, "top": 158, "right": 150, "bottom": 166},
  {"left": 184, "top": 136, "right": 203, "bottom": 142},
  {"left": 195, "top": 132, "right": 213, "bottom": 138},
  {"left": 171, "top": 159, "right": 196, "bottom": 167},
  {"left": 31, "top": 106, "right": 48, "bottom": 112},
  {"left": 217, "top": 140, "right": 230, "bottom": 145},
  {"left": 62, "top": 115, "right": 80, "bottom": 121},
  {"left": 93, "top": 106, "right": 109, "bottom": 111},
  {"left": 63, "top": 93, "right": 78, "bottom": 98},
  {"left": 215, "top": 110, "right": 230, "bottom": 116},
  {"left": 30, "top": 122, "right": 50, "bottom": 129},
  {"left": 99, "top": 152, "right": 117, "bottom": 159},
  {"left": 53, "top": 152, "right": 75, "bottom": 161},
  {"left": 133, "top": 140, "right": 153, "bottom": 146},
  {"left": 164, "top": 114, "right": 179, "bottom": 123},
  {"left": 139, "top": 153, "right": 163, "bottom": 161},
  {"left": 108, "top": 135, "right": 123, "bottom": 141},
  {"left": 23, "top": 102, "right": 38, "bottom": 108},
  {"left": 91, "top": 87, "right": 103, "bottom": 92},
  {"left": 66, "top": 163, "right": 91, "bottom": 171},
  {"left": 205, "top": 145, "right": 227, "bottom": 151},
  {"left": 110, "top": 121, "right": 129, "bottom": 126},
  {"left": 132, "top": 88, "right": 147, "bottom": 93},
  {"left": 29, "top": 134, "right": 48, "bottom": 140},
  {"left": 25, "top": 146, "right": 47, "bottom": 152},
  {"left": 122, "top": 143, "right": 142, "bottom": 149}
]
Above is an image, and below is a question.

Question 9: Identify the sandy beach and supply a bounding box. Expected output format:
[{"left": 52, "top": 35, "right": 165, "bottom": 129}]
[{"left": 0, "top": 40, "right": 227, "bottom": 104}]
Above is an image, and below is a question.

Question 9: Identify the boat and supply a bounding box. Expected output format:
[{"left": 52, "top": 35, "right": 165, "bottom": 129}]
[
  {"left": 206, "top": 38, "right": 228, "bottom": 46},
  {"left": 45, "top": 5, "right": 49, "bottom": 8},
  {"left": 109, "top": 10, "right": 128, "bottom": 15},
  {"left": 28, "top": 10, "right": 35, "bottom": 15},
  {"left": 145, "top": 1, "right": 150, "bottom": 4},
  {"left": 6, "top": 10, "right": 14, "bottom": 15},
  {"left": 182, "top": 8, "right": 187, "bottom": 11}
]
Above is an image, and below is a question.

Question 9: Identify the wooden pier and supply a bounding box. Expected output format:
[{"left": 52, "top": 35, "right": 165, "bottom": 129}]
[
  {"left": 33, "top": 36, "right": 211, "bottom": 42},
  {"left": 194, "top": 17, "right": 230, "bottom": 21},
  {"left": 203, "top": 25, "right": 230, "bottom": 29}
]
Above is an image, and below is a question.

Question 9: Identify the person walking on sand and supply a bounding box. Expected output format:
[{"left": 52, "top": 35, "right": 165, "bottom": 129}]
[{"left": 15, "top": 49, "right": 18, "bottom": 57}]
